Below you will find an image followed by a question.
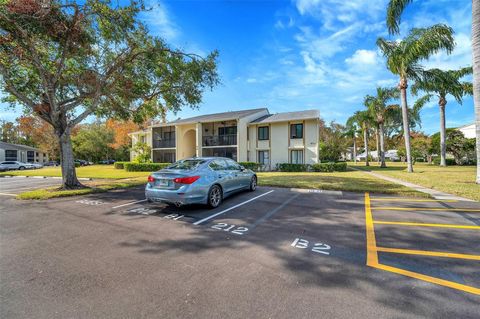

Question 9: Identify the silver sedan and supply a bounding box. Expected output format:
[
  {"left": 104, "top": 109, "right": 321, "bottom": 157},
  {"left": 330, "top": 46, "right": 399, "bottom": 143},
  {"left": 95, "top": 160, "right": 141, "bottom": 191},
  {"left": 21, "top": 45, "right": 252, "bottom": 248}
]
[{"left": 145, "top": 157, "right": 257, "bottom": 208}]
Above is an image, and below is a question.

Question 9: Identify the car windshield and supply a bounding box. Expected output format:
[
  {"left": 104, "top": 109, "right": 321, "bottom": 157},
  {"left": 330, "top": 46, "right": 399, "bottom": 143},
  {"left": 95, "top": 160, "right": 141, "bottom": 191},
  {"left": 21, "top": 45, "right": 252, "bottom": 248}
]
[{"left": 167, "top": 159, "right": 205, "bottom": 170}]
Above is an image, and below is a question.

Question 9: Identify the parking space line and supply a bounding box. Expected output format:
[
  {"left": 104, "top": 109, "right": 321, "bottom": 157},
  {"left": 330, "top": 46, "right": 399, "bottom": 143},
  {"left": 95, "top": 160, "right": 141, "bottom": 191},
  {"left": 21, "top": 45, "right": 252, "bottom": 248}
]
[
  {"left": 193, "top": 190, "right": 275, "bottom": 225},
  {"left": 376, "top": 247, "right": 480, "bottom": 261},
  {"left": 374, "top": 220, "right": 480, "bottom": 230},
  {"left": 248, "top": 193, "right": 300, "bottom": 230},
  {"left": 0, "top": 192, "right": 16, "bottom": 196},
  {"left": 112, "top": 199, "right": 147, "bottom": 209},
  {"left": 371, "top": 198, "right": 458, "bottom": 203},
  {"left": 373, "top": 206, "right": 480, "bottom": 212},
  {"left": 364, "top": 192, "right": 480, "bottom": 295},
  {"left": 375, "top": 263, "right": 480, "bottom": 295},
  {"left": 364, "top": 193, "right": 379, "bottom": 266}
]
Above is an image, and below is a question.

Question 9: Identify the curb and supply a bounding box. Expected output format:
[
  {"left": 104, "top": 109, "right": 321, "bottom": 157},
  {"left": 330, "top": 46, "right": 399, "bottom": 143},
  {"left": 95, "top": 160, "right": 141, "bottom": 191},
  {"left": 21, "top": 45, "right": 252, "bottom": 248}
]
[{"left": 0, "top": 175, "right": 92, "bottom": 181}]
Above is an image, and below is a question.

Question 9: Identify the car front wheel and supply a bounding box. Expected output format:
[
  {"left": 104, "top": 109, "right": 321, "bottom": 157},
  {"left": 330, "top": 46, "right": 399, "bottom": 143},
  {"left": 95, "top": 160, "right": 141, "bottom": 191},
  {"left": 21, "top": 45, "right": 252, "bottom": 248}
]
[
  {"left": 249, "top": 176, "right": 257, "bottom": 191},
  {"left": 208, "top": 185, "right": 222, "bottom": 208},
  {"left": 19, "top": 166, "right": 25, "bottom": 170}
]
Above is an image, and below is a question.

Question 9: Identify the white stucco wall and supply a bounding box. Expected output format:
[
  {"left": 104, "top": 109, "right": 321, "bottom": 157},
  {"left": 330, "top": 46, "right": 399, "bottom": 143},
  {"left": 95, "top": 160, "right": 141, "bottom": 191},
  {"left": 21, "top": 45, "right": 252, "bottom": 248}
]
[
  {"left": 238, "top": 109, "right": 269, "bottom": 162},
  {"left": 458, "top": 124, "right": 475, "bottom": 139}
]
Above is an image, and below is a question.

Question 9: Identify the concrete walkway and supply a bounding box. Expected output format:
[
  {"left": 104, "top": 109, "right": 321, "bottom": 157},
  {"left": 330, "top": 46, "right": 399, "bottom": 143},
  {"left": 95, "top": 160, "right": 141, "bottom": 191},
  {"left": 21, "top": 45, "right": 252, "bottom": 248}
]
[{"left": 353, "top": 168, "right": 475, "bottom": 202}]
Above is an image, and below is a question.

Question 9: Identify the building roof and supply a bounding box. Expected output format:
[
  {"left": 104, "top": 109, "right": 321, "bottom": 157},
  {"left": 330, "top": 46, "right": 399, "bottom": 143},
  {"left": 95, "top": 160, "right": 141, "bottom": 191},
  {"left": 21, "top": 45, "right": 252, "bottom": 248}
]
[
  {"left": 0, "top": 141, "right": 42, "bottom": 152},
  {"left": 250, "top": 109, "right": 320, "bottom": 124},
  {"left": 457, "top": 123, "right": 474, "bottom": 129},
  {"left": 154, "top": 108, "right": 269, "bottom": 126}
]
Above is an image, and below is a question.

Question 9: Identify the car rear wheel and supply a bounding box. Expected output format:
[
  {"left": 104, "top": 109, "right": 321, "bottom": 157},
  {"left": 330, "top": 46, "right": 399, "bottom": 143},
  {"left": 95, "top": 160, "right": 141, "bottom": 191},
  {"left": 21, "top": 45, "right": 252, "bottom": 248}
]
[
  {"left": 249, "top": 176, "right": 257, "bottom": 191},
  {"left": 19, "top": 166, "right": 25, "bottom": 170},
  {"left": 208, "top": 185, "right": 222, "bottom": 208}
]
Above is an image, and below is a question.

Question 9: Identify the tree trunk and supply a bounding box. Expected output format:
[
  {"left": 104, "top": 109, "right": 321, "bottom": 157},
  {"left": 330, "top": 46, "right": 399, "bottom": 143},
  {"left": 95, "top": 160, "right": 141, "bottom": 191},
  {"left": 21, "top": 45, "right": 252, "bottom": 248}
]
[
  {"left": 473, "top": 0, "right": 480, "bottom": 184},
  {"left": 353, "top": 137, "right": 357, "bottom": 163},
  {"left": 379, "top": 123, "right": 386, "bottom": 168},
  {"left": 364, "top": 128, "right": 369, "bottom": 167},
  {"left": 399, "top": 77, "right": 413, "bottom": 173},
  {"left": 57, "top": 129, "right": 82, "bottom": 189},
  {"left": 439, "top": 97, "right": 447, "bottom": 167},
  {"left": 375, "top": 127, "right": 380, "bottom": 163}
]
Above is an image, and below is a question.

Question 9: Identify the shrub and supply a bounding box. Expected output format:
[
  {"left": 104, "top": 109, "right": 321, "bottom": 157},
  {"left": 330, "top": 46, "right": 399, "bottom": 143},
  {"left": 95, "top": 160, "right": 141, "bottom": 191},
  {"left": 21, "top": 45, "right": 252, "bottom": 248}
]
[
  {"left": 74, "top": 162, "right": 81, "bottom": 168},
  {"left": 276, "top": 163, "right": 309, "bottom": 172},
  {"left": 124, "top": 162, "right": 170, "bottom": 172},
  {"left": 114, "top": 161, "right": 128, "bottom": 169},
  {"left": 238, "top": 162, "right": 261, "bottom": 171},
  {"left": 311, "top": 162, "right": 347, "bottom": 172},
  {"left": 432, "top": 158, "right": 456, "bottom": 166}
]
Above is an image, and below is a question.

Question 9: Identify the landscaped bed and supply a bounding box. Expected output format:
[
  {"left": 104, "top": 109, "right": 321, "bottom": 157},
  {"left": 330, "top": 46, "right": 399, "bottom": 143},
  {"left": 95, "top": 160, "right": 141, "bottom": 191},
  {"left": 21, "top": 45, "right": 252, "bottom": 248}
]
[{"left": 352, "top": 162, "right": 480, "bottom": 201}]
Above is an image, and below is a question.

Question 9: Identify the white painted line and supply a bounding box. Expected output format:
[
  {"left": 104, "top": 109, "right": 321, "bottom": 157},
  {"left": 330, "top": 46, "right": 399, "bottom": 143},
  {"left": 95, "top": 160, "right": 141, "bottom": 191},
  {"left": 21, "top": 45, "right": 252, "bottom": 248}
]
[
  {"left": 193, "top": 190, "right": 275, "bottom": 225},
  {"left": 112, "top": 199, "right": 148, "bottom": 209},
  {"left": 0, "top": 192, "right": 16, "bottom": 196}
]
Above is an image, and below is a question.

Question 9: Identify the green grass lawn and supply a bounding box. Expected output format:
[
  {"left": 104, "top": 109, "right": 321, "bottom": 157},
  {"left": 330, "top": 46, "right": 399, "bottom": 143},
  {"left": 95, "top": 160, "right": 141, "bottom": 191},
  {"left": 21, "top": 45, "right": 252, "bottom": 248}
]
[
  {"left": 5, "top": 163, "right": 431, "bottom": 199},
  {"left": 0, "top": 165, "right": 150, "bottom": 179},
  {"left": 257, "top": 170, "right": 426, "bottom": 197},
  {"left": 352, "top": 162, "right": 480, "bottom": 201}
]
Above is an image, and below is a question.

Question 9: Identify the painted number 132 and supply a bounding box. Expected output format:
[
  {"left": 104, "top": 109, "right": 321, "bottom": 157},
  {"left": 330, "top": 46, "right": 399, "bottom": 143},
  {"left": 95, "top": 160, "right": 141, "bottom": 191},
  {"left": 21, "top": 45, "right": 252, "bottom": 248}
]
[{"left": 291, "top": 238, "right": 331, "bottom": 255}]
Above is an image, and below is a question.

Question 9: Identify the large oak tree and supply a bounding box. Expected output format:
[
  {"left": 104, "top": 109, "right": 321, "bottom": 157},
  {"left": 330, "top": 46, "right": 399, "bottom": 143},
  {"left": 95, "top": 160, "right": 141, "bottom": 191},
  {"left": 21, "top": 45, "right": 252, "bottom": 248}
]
[{"left": 0, "top": 0, "right": 218, "bottom": 188}]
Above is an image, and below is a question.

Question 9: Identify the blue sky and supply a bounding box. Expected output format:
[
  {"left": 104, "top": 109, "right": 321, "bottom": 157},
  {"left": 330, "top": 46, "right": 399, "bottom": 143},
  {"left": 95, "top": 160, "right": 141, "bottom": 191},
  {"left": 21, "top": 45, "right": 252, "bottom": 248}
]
[{"left": 1, "top": 0, "right": 473, "bottom": 134}]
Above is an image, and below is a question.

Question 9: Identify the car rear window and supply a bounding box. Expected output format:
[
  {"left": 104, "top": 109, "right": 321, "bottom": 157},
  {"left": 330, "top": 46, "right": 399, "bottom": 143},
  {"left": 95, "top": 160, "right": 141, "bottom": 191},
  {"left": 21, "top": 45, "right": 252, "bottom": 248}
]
[{"left": 167, "top": 159, "right": 205, "bottom": 170}]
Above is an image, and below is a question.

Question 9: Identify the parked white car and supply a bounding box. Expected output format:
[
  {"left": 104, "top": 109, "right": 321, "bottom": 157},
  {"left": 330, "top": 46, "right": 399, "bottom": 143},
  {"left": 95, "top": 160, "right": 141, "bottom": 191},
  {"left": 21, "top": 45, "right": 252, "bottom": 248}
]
[
  {"left": 28, "top": 162, "right": 44, "bottom": 169},
  {"left": 0, "top": 161, "right": 28, "bottom": 170}
]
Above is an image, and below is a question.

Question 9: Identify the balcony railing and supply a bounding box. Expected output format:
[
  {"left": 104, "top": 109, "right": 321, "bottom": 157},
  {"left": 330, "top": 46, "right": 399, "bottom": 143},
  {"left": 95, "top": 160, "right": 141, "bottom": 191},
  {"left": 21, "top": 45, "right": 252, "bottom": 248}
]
[
  {"left": 153, "top": 139, "right": 175, "bottom": 148},
  {"left": 203, "top": 134, "right": 237, "bottom": 146}
]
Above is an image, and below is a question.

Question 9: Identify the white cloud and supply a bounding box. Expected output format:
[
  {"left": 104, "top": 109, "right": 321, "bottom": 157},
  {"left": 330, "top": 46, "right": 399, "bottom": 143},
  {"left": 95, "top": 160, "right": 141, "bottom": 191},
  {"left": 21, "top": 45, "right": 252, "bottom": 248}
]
[
  {"left": 345, "top": 49, "right": 379, "bottom": 66},
  {"left": 246, "top": 78, "right": 258, "bottom": 83},
  {"left": 424, "top": 33, "right": 472, "bottom": 70},
  {"left": 141, "top": 1, "right": 179, "bottom": 41}
]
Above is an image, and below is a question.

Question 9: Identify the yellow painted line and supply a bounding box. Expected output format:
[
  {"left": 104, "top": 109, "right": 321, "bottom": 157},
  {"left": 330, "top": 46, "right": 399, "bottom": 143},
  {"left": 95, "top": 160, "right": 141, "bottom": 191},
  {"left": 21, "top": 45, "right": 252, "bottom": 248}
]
[
  {"left": 374, "top": 220, "right": 480, "bottom": 230},
  {"left": 373, "top": 206, "right": 480, "bottom": 212},
  {"left": 364, "top": 193, "right": 480, "bottom": 295},
  {"left": 374, "top": 263, "right": 480, "bottom": 295},
  {"left": 364, "top": 193, "right": 378, "bottom": 266},
  {"left": 376, "top": 247, "right": 480, "bottom": 261},
  {"left": 371, "top": 198, "right": 458, "bottom": 203}
]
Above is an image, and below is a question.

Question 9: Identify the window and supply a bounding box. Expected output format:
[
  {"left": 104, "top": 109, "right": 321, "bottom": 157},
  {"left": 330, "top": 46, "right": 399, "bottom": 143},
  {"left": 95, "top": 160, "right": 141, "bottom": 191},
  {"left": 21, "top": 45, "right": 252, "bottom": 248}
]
[
  {"left": 209, "top": 159, "right": 228, "bottom": 171},
  {"left": 225, "top": 159, "right": 241, "bottom": 170},
  {"left": 290, "top": 123, "right": 303, "bottom": 139},
  {"left": 258, "top": 151, "right": 269, "bottom": 165},
  {"left": 5, "top": 150, "right": 17, "bottom": 161},
  {"left": 258, "top": 126, "right": 269, "bottom": 140},
  {"left": 218, "top": 126, "right": 237, "bottom": 136},
  {"left": 291, "top": 150, "right": 303, "bottom": 164},
  {"left": 27, "top": 151, "right": 35, "bottom": 162},
  {"left": 167, "top": 159, "right": 205, "bottom": 170}
]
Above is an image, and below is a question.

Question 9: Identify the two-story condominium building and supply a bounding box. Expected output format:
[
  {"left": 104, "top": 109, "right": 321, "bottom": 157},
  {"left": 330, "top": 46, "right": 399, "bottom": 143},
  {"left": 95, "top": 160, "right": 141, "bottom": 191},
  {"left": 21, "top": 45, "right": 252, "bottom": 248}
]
[{"left": 129, "top": 107, "right": 320, "bottom": 170}]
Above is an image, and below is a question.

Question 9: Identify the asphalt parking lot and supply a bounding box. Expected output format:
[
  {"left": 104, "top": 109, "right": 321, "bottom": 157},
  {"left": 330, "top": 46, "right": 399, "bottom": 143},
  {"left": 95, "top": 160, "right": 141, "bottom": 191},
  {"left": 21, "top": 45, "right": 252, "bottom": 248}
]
[
  {"left": 0, "top": 176, "right": 62, "bottom": 195},
  {"left": 1, "top": 184, "right": 479, "bottom": 318}
]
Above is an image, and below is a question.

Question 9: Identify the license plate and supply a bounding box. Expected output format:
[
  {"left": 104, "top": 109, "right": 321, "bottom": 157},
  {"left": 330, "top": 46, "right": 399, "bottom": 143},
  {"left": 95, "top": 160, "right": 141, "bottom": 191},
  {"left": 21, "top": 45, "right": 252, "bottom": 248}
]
[{"left": 155, "top": 179, "right": 169, "bottom": 187}]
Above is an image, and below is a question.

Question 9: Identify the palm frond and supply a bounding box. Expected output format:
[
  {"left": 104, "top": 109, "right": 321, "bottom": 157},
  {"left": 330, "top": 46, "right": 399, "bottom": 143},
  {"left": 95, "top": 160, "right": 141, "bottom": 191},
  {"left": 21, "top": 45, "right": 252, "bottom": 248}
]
[
  {"left": 404, "top": 24, "right": 455, "bottom": 65},
  {"left": 413, "top": 94, "right": 434, "bottom": 110},
  {"left": 386, "top": 0, "right": 414, "bottom": 35}
]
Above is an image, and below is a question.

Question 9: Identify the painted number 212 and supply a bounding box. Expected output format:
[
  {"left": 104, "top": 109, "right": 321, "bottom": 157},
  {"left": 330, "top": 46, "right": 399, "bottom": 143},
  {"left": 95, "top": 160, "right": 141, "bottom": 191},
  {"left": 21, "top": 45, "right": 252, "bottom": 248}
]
[{"left": 291, "top": 238, "right": 331, "bottom": 255}]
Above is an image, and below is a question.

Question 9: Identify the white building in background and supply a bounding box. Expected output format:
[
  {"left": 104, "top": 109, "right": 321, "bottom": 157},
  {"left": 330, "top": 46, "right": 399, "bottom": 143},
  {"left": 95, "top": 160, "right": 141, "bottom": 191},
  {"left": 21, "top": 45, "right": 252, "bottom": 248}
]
[
  {"left": 129, "top": 108, "right": 321, "bottom": 170},
  {"left": 0, "top": 141, "right": 49, "bottom": 163},
  {"left": 457, "top": 123, "right": 475, "bottom": 138}
]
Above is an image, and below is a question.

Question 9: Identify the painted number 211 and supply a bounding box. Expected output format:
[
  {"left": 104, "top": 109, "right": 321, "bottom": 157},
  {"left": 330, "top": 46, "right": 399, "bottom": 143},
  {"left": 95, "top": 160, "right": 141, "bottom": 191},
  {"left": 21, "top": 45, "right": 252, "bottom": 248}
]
[{"left": 291, "top": 238, "right": 331, "bottom": 255}]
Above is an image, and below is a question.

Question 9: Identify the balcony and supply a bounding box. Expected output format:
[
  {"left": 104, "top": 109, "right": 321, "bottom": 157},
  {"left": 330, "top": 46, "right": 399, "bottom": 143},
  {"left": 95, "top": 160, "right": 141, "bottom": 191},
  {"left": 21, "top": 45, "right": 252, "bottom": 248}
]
[
  {"left": 153, "top": 139, "right": 175, "bottom": 148},
  {"left": 202, "top": 134, "right": 237, "bottom": 147}
]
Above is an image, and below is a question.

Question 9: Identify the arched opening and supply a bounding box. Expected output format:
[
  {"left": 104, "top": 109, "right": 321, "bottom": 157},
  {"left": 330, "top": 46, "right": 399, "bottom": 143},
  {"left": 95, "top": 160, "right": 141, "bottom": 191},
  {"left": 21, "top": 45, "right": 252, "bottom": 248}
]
[{"left": 181, "top": 129, "right": 196, "bottom": 159}]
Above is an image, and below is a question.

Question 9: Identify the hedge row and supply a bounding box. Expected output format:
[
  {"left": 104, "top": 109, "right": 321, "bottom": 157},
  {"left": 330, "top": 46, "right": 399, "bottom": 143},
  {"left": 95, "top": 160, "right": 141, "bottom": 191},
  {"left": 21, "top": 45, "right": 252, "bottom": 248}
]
[
  {"left": 114, "top": 161, "right": 128, "bottom": 169},
  {"left": 276, "top": 162, "right": 347, "bottom": 172},
  {"left": 238, "top": 162, "right": 261, "bottom": 171},
  {"left": 124, "top": 162, "right": 171, "bottom": 172},
  {"left": 311, "top": 162, "right": 347, "bottom": 172}
]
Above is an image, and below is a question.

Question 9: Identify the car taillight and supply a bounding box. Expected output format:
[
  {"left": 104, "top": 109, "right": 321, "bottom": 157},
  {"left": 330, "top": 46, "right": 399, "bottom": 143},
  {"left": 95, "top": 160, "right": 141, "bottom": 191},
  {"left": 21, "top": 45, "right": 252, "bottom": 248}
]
[
  {"left": 173, "top": 176, "right": 200, "bottom": 184},
  {"left": 147, "top": 175, "right": 155, "bottom": 183}
]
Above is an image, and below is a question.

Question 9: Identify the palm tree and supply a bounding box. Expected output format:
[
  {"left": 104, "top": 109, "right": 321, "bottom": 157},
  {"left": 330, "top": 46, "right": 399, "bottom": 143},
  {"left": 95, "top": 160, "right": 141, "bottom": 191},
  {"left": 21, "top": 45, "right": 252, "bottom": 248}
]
[
  {"left": 345, "top": 116, "right": 361, "bottom": 163},
  {"left": 377, "top": 25, "right": 455, "bottom": 172},
  {"left": 412, "top": 67, "right": 473, "bottom": 166},
  {"left": 365, "top": 87, "right": 400, "bottom": 168},
  {"left": 351, "top": 110, "right": 373, "bottom": 167},
  {"left": 473, "top": 0, "right": 480, "bottom": 184},
  {"left": 386, "top": 0, "right": 480, "bottom": 183}
]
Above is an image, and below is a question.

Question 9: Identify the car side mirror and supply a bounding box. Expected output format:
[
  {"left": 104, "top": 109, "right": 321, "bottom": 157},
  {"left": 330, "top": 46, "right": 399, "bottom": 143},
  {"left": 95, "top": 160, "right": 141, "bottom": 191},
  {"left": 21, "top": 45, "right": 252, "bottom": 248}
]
[{"left": 239, "top": 166, "right": 245, "bottom": 171}]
